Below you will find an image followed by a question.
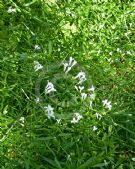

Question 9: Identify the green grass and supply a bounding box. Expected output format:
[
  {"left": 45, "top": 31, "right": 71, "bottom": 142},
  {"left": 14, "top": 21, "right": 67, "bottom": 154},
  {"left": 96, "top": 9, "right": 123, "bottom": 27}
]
[{"left": 0, "top": 0, "right": 135, "bottom": 168}]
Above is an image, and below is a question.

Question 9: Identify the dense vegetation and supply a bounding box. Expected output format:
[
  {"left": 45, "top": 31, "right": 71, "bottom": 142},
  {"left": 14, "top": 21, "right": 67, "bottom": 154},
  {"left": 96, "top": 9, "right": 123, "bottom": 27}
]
[{"left": 0, "top": 0, "right": 135, "bottom": 168}]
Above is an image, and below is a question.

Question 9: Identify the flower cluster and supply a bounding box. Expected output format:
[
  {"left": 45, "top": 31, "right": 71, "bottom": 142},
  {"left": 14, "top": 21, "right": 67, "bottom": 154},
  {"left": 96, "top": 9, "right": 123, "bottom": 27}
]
[
  {"left": 74, "top": 71, "right": 87, "bottom": 101},
  {"left": 34, "top": 61, "right": 43, "bottom": 71},
  {"left": 45, "top": 81, "right": 56, "bottom": 94},
  {"left": 102, "top": 99, "right": 112, "bottom": 110},
  {"left": 63, "top": 57, "right": 77, "bottom": 73},
  {"left": 34, "top": 56, "right": 112, "bottom": 125},
  {"left": 44, "top": 105, "right": 55, "bottom": 119},
  {"left": 71, "top": 113, "right": 83, "bottom": 124},
  {"left": 75, "top": 84, "right": 95, "bottom": 103},
  {"left": 75, "top": 71, "right": 86, "bottom": 85}
]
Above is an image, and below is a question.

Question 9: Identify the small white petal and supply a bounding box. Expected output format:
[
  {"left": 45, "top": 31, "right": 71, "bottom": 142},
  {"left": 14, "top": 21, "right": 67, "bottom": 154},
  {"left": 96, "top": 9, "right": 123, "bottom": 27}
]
[
  {"left": 44, "top": 105, "right": 55, "bottom": 119},
  {"left": 131, "top": 157, "right": 135, "bottom": 161},
  {"left": 7, "top": 7, "right": 16, "bottom": 13},
  {"left": 19, "top": 117, "right": 25, "bottom": 126},
  {"left": 71, "top": 117, "right": 78, "bottom": 124},
  {"left": 63, "top": 63, "right": 69, "bottom": 71},
  {"left": 75, "top": 71, "right": 85, "bottom": 79},
  {"left": 56, "top": 119, "right": 61, "bottom": 123},
  {"left": 69, "top": 57, "right": 74, "bottom": 65},
  {"left": 126, "top": 51, "right": 131, "bottom": 55},
  {"left": 109, "top": 52, "right": 113, "bottom": 56},
  {"left": 65, "top": 66, "right": 72, "bottom": 73},
  {"left": 102, "top": 99, "right": 108, "bottom": 106},
  {"left": 88, "top": 85, "right": 95, "bottom": 92},
  {"left": 90, "top": 101, "right": 93, "bottom": 107},
  {"left": 102, "top": 99, "right": 112, "bottom": 110},
  {"left": 34, "top": 45, "right": 41, "bottom": 50},
  {"left": 34, "top": 61, "right": 43, "bottom": 71},
  {"left": 81, "top": 93, "right": 87, "bottom": 100},
  {"left": 116, "top": 48, "right": 121, "bottom": 52},
  {"left": 75, "top": 85, "right": 79, "bottom": 91},
  {"left": 89, "top": 93, "right": 95, "bottom": 100},
  {"left": 35, "top": 97, "right": 40, "bottom": 103},
  {"left": 71, "top": 113, "right": 83, "bottom": 124},
  {"left": 95, "top": 112, "right": 102, "bottom": 120},
  {"left": 93, "top": 126, "right": 98, "bottom": 131},
  {"left": 63, "top": 57, "right": 77, "bottom": 73},
  {"left": 70, "top": 60, "right": 77, "bottom": 68},
  {"left": 75, "top": 71, "right": 86, "bottom": 84},
  {"left": 78, "top": 86, "right": 84, "bottom": 92},
  {"left": 45, "top": 81, "right": 56, "bottom": 94}
]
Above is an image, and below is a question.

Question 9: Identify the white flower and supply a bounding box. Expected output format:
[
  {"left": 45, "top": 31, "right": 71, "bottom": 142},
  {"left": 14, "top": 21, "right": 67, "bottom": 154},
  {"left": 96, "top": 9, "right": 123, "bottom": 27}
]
[
  {"left": 75, "top": 85, "right": 84, "bottom": 92},
  {"left": 71, "top": 113, "right": 83, "bottom": 124},
  {"left": 45, "top": 81, "right": 56, "bottom": 94},
  {"left": 75, "top": 71, "right": 86, "bottom": 84},
  {"left": 69, "top": 57, "right": 77, "bottom": 67},
  {"left": 95, "top": 112, "right": 102, "bottom": 120},
  {"left": 35, "top": 97, "right": 40, "bottom": 103},
  {"left": 19, "top": 117, "right": 25, "bottom": 126},
  {"left": 81, "top": 93, "right": 87, "bottom": 100},
  {"left": 3, "top": 105, "right": 8, "bottom": 115},
  {"left": 88, "top": 85, "right": 95, "bottom": 92},
  {"left": 20, "top": 117, "right": 24, "bottom": 122},
  {"left": 34, "top": 61, "right": 43, "bottom": 71},
  {"left": 109, "top": 52, "right": 113, "bottom": 56},
  {"left": 131, "top": 157, "right": 135, "bottom": 161},
  {"left": 67, "top": 154, "right": 71, "bottom": 161},
  {"left": 44, "top": 105, "right": 55, "bottom": 119},
  {"left": 78, "top": 86, "right": 84, "bottom": 92},
  {"left": 93, "top": 126, "right": 98, "bottom": 131},
  {"left": 63, "top": 63, "right": 69, "bottom": 71},
  {"left": 71, "top": 117, "right": 78, "bottom": 124},
  {"left": 88, "top": 85, "right": 95, "bottom": 100},
  {"left": 56, "top": 119, "right": 61, "bottom": 124},
  {"left": 63, "top": 57, "right": 77, "bottom": 73},
  {"left": 89, "top": 93, "right": 95, "bottom": 100},
  {"left": 65, "top": 66, "right": 72, "bottom": 73},
  {"left": 90, "top": 101, "right": 93, "bottom": 107},
  {"left": 3, "top": 110, "right": 8, "bottom": 115},
  {"left": 102, "top": 99, "right": 112, "bottom": 110},
  {"left": 126, "top": 51, "right": 131, "bottom": 55},
  {"left": 34, "top": 45, "right": 41, "bottom": 50},
  {"left": 116, "top": 48, "right": 121, "bottom": 52},
  {"left": 7, "top": 7, "right": 16, "bottom": 13}
]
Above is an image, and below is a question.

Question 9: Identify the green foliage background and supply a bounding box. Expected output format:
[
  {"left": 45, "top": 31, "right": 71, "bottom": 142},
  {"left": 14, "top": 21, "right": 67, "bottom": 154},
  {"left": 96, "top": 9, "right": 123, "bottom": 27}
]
[{"left": 0, "top": 0, "right": 135, "bottom": 168}]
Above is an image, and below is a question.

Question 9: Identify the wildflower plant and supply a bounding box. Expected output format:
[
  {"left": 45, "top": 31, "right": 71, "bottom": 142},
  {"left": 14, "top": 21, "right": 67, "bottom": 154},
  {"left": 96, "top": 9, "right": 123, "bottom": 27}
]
[{"left": 34, "top": 56, "right": 112, "bottom": 127}]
